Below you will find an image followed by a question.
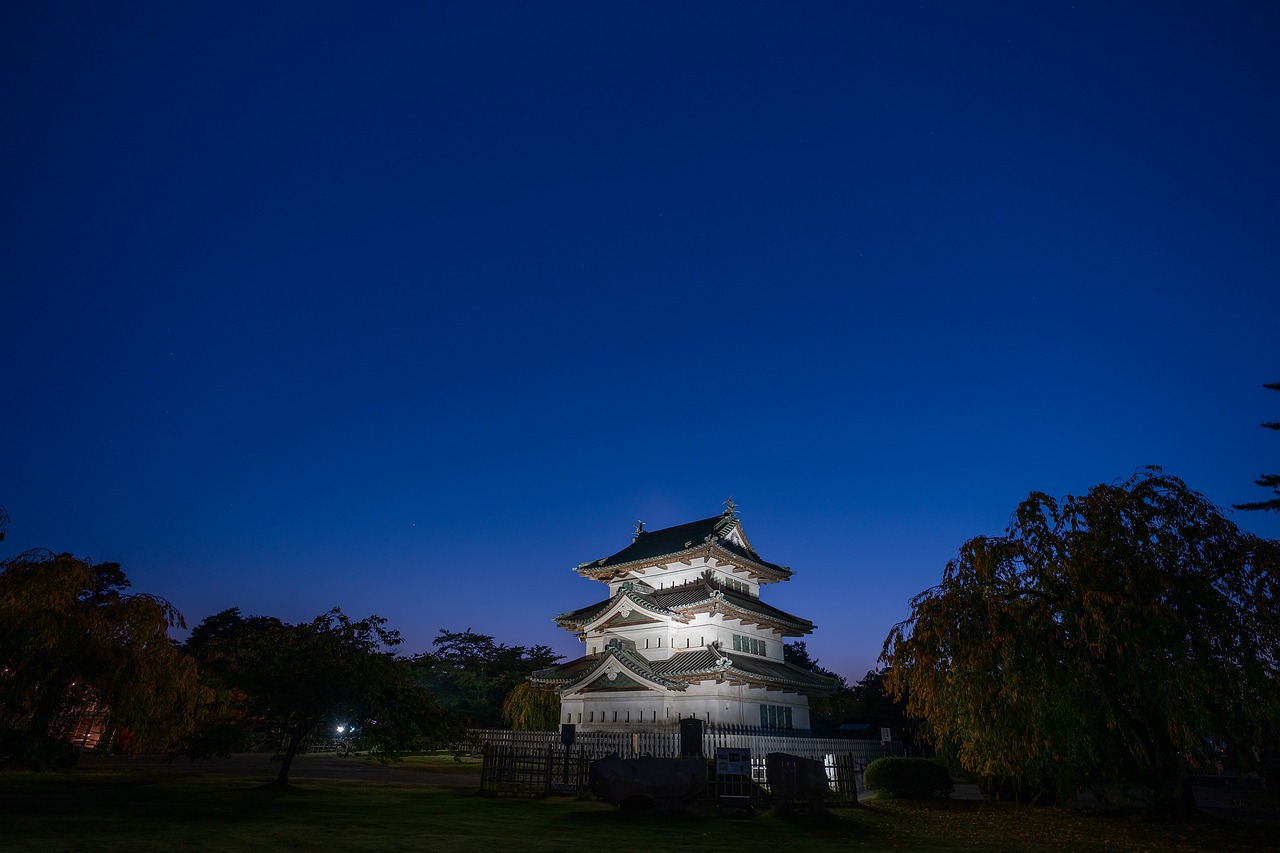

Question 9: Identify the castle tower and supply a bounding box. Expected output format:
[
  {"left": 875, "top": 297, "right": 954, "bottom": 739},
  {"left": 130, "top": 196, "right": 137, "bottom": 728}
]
[{"left": 530, "top": 506, "right": 837, "bottom": 731}]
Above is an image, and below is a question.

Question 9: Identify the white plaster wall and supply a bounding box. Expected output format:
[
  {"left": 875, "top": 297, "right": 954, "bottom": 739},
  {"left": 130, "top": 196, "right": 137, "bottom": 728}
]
[{"left": 560, "top": 681, "right": 811, "bottom": 732}]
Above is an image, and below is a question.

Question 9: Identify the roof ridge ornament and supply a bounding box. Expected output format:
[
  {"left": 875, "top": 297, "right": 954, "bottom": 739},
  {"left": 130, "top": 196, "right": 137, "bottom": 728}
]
[
  {"left": 723, "top": 497, "right": 738, "bottom": 517},
  {"left": 632, "top": 520, "right": 646, "bottom": 541}
]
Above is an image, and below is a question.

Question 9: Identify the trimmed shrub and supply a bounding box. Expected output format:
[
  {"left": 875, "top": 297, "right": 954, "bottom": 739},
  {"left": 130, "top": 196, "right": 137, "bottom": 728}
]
[{"left": 864, "top": 757, "right": 953, "bottom": 800}]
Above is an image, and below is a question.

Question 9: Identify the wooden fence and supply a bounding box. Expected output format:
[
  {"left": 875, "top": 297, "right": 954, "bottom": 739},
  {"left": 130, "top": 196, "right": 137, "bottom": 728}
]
[
  {"left": 479, "top": 744, "right": 594, "bottom": 797},
  {"left": 469, "top": 728, "right": 899, "bottom": 802}
]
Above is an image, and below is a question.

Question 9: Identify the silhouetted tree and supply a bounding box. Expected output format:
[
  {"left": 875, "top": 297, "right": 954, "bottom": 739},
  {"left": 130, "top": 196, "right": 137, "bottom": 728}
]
[
  {"left": 412, "top": 629, "right": 561, "bottom": 728},
  {"left": 883, "top": 469, "right": 1280, "bottom": 811},
  {"left": 185, "top": 608, "right": 454, "bottom": 785},
  {"left": 182, "top": 608, "right": 287, "bottom": 757},
  {"left": 0, "top": 550, "right": 200, "bottom": 767},
  {"left": 1235, "top": 380, "right": 1280, "bottom": 512},
  {"left": 784, "top": 641, "right": 852, "bottom": 734},
  {"left": 783, "top": 640, "right": 843, "bottom": 685}
]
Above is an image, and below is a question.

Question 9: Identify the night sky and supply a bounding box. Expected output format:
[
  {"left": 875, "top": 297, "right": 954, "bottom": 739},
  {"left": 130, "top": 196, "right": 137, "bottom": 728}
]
[{"left": 4, "top": 2, "right": 1278, "bottom": 681}]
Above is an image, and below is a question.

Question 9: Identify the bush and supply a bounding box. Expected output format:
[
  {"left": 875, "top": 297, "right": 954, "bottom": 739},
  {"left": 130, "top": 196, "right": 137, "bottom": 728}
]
[
  {"left": 864, "top": 757, "right": 953, "bottom": 800},
  {"left": 0, "top": 731, "right": 81, "bottom": 770}
]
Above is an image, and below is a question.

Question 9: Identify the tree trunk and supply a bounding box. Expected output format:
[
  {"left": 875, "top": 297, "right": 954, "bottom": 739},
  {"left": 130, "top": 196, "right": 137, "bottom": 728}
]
[
  {"left": 23, "top": 676, "right": 75, "bottom": 767},
  {"left": 275, "top": 726, "right": 308, "bottom": 786},
  {"left": 1147, "top": 736, "right": 1197, "bottom": 818}
]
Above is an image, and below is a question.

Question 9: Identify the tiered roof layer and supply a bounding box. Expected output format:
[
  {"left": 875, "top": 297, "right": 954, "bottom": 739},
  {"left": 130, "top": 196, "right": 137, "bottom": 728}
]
[
  {"left": 556, "top": 581, "right": 815, "bottom": 636},
  {"left": 530, "top": 639, "right": 839, "bottom": 695},
  {"left": 575, "top": 513, "right": 792, "bottom": 583}
]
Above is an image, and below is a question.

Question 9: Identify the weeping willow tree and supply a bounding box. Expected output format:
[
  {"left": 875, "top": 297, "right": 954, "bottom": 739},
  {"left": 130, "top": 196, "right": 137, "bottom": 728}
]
[
  {"left": 501, "top": 682, "right": 560, "bottom": 731},
  {"left": 882, "top": 469, "right": 1280, "bottom": 811},
  {"left": 0, "top": 550, "right": 201, "bottom": 766}
]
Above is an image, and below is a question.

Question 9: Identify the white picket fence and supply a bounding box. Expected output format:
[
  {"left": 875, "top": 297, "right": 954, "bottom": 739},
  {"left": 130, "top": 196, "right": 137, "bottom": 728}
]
[{"left": 466, "top": 727, "right": 898, "bottom": 763}]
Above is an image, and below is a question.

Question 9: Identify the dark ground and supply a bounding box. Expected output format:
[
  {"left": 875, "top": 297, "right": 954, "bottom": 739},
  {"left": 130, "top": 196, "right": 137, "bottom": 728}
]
[
  {"left": 78, "top": 752, "right": 480, "bottom": 787},
  {"left": 76, "top": 752, "right": 1277, "bottom": 823}
]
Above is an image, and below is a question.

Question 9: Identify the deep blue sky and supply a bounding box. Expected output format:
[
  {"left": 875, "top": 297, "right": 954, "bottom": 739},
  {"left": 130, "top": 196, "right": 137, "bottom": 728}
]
[{"left": 3, "top": 2, "right": 1278, "bottom": 681}]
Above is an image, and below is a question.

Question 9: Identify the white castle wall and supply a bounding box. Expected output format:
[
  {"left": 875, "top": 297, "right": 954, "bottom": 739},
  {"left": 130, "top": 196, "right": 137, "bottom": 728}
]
[{"left": 561, "top": 681, "right": 812, "bottom": 732}]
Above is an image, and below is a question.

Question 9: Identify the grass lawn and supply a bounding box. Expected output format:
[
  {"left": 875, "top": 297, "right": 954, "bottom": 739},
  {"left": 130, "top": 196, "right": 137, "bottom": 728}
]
[
  {"left": 0, "top": 771, "right": 1275, "bottom": 853},
  {"left": 374, "top": 752, "right": 484, "bottom": 775}
]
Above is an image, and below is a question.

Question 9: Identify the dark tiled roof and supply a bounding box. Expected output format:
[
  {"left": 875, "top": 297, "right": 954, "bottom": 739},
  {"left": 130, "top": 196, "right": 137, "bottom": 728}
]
[
  {"left": 554, "top": 586, "right": 679, "bottom": 627},
  {"left": 651, "top": 585, "right": 815, "bottom": 633},
  {"left": 650, "top": 647, "right": 720, "bottom": 675},
  {"left": 555, "top": 582, "right": 814, "bottom": 635},
  {"left": 652, "top": 648, "right": 838, "bottom": 692},
  {"left": 529, "top": 642, "right": 684, "bottom": 689},
  {"left": 604, "top": 644, "right": 685, "bottom": 688},
  {"left": 722, "top": 654, "right": 840, "bottom": 692},
  {"left": 589, "top": 515, "right": 730, "bottom": 567},
  {"left": 576, "top": 512, "right": 791, "bottom": 578},
  {"left": 532, "top": 646, "right": 838, "bottom": 695},
  {"left": 530, "top": 655, "right": 597, "bottom": 685}
]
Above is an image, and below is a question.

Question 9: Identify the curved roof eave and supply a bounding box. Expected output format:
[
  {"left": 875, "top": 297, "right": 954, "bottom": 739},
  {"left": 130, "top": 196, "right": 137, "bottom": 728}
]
[
  {"left": 653, "top": 649, "right": 840, "bottom": 694},
  {"left": 576, "top": 541, "right": 792, "bottom": 581},
  {"left": 554, "top": 587, "right": 681, "bottom": 630},
  {"left": 558, "top": 648, "right": 685, "bottom": 694}
]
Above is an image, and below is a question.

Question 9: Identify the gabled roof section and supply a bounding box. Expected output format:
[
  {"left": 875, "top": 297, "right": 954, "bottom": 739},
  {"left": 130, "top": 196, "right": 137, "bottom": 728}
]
[
  {"left": 575, "top": 510, "right": 792, "bottom": 583},
  {"left": 652, "top": 585, "right": 816, "bottom": 636},
  {"left": 653, "top": 648, "right": 840, "bottom": 695},
  {"left": 529, "top": 639, "right": 686, "bottom": 692},
  {"left": 529, "top": 654, "right": 597, "bottom": 687},
  {"left": 555, "top": 581, "right": 815, "bottom": 636},
  {"left": 530, "top": 641, "right": 838, "bottom": 696},
  {"left": 554, "top": 584, "right": 683, "bottom": 630}
]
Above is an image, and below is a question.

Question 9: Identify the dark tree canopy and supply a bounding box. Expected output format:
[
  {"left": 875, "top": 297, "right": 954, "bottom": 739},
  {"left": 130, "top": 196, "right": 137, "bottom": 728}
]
[
  {"left": 783, "top": 640, "right": 845, "bottom": 687},
  {"left": 784, "top": 641, "right": 854, "bottom": 734},
  {"left": 1235, "top": 380, "right": 1280, "bottom": 512},
  {"left": 411, "top": 629, "right": 561, "bottom": 728},
  {"left": 0, "top": 550, "right": 200, "bottom": 767},
  {"left": 882, "top": 469, "right": 1280, "bottom": 810},
  {"left": 846, "top": 669, "right": 916, "bottom": 747},
  {"left": 185, "top": 608, "right": 453, "bottom": 785}
]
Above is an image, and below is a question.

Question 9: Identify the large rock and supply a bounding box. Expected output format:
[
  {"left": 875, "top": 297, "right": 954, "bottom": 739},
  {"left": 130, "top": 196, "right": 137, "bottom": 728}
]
[
  {"left": 766, "top": 752, "right": 832, "bottom": 814},
  {"left": 588, "top": 754, "right": 707, "bottom": 810}
]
